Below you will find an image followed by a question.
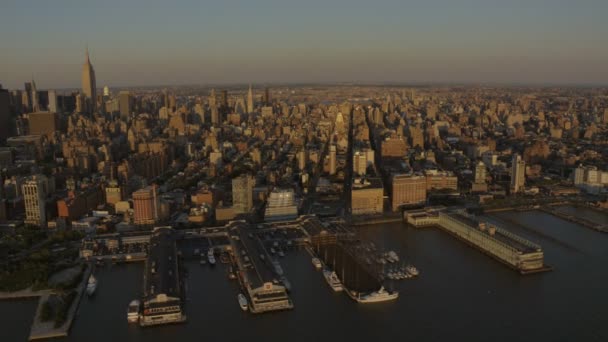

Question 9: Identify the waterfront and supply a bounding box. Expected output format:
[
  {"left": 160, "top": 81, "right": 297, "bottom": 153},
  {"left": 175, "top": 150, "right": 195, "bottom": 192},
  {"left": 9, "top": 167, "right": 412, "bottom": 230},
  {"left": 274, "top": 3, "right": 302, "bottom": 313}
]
[{"left": 3, "top": 209, "right": 608, "bottom": 341}]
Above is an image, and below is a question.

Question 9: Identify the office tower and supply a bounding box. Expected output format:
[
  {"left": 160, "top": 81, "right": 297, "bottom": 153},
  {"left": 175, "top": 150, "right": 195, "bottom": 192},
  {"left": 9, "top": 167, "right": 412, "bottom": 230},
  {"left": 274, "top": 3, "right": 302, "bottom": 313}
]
[
  {"left": 264, "top": 87, "right": 270, "bottom": 106},
  {"left": 510, "top": 154, "right": 526, "bottom": 193},
  {"left": 391, "top": 174, "right": 427, "bottom": 211},
  {"left": 47, "top": 90, "right": 58, "bottom": 112},
  {"left": 105, "top": 179, "right": 123, "bottom": 205},
  {"left": 329, "top": 145, "right": 337, "bottom": 175},
  {"left": 351, "top": 178, "right": 384, "bottom": 215},
  {"left": 81, "top": 47, "right": 97, "bottom": 113},
  {"left": 28, "top": 112, "right": 59, "bottom": 139},
  {"left": 0, "top": 87, "right": 10, "bottom": 141},
  {"left": 247, "top": 84, "right": 254, "bottom": 113},
  {"left": 232, "top": 174, "right": 254, "bottom": 214},
  {"left": 221, "top": 90, "right": 228, "bottom": 108},
  {"left": 132, "top": 185, "right": 159, "bottom": 225},
  {"left": 119, "top": 91, "right": 131, "bottom": 119},
  {"left": 264, "top": 189, "right": 298, "bottom": 221},
  {"left": 30, "top": 79, "right": 39, "bottom": 112},
  {"left": 22, "top": 174, "right": 48, "bottom": 227},
  {"left": 103, "top": 86, "right": 110, "bottom": 97},
  {"left": 210, "top": 106, "right": 219, "bottom": 125},
  {"left": 472, "top": 161, "right": 488, "bottom": 192},
  {"left": 24, "top": 82, "right": 32, "bottom": 112},
  {"left": 208, "top": 89, "right": 216, "bottom": 107},
  {"left": 10, "top": 90, "right": 23, "bottom": 114}
]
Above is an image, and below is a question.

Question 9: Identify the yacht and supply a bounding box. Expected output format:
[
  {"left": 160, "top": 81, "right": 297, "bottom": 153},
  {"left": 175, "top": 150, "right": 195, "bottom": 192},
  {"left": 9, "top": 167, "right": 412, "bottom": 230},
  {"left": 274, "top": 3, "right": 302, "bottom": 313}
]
[
  {"left": 323, "top": 269, "right": 343, "bottom": 292},
  {"left": 312, "top": 258, "right": 322, "bottom": 270},
  {"left": 127, "top": 300, "right": 140, "bottom": 323},
  {"left": 86, "top": 274, "right": 97, "bottom": 296},
  {"left": 406, "top": 265, "right": 419, "bottom": 276},
  {"left": 238, "top": 293, "right": 248, "bottom": 311},
  {"left": 347, "top": 286, "right": 398, "bottom": 303},
  {"left": 207, "top": 249, "right": 216, "bottom": 265}
]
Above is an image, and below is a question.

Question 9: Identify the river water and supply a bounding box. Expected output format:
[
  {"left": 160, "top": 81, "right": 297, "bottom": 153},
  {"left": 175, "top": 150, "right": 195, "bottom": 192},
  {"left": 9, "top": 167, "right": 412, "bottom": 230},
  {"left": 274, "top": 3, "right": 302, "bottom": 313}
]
[{"left": 3, "top": 209, "right": 608, "bottom": 341}]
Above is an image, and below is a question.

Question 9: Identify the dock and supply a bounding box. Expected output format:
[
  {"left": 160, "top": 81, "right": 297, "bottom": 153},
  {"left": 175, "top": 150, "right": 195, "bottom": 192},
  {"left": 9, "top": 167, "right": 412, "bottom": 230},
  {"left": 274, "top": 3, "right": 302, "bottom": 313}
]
[{"left": 541, "top": 206, "right": 608, "bottom": 233}]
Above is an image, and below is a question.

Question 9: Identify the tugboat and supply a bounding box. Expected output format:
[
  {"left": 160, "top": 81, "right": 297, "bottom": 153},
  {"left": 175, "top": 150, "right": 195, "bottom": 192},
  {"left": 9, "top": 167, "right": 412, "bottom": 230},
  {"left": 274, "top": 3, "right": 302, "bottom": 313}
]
[{"left": 86, "top": 274, "right": 97, "bottom": 296}]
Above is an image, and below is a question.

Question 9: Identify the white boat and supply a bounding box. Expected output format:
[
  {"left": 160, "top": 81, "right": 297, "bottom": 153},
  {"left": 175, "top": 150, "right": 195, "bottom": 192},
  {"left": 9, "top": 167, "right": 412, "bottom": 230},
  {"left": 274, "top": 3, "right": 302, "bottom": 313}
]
[
  {"left": 207, "top": 249, "right": 216, "bottom": 265},
  {"left": 323, "top": 269, "right": 343, "bottom": 292},
  {"left": 86, "top": 274, "right": 97, "bottom": 296},
  {"left": 127, "top": 300, "right": 140, "bottom": 323},
  {"left": 278, "top": 250, "right": 285, "bottom": 257},
  {"left": 406, "top": 265, "right": 419, "bottom": 276},
  {"left": 238, "top": 293, "right": 248, "bottom": 311},
  {"left": 387, "top": 251, "right": 399, "bottom": 263},
  {"left": 312, "top": 258, "right": 322, "bottom": 270},
  {"left": 270, "top": 247, "right": 276, "bottom": 254},
  {"left": 347, "top": 286, "right": 398, "bottom": 303}
]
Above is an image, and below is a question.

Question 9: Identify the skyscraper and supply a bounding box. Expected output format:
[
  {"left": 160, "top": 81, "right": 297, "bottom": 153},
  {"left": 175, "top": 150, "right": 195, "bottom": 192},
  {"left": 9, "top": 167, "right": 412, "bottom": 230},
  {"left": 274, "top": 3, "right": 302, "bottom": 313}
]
[
  {"left": 232, "top": 174, "right": 254, "bottom": 214},
  {"left": 47, "top": 90, "right": 58, "bottom": 112},
  {"left": 119, "top": 91, "right": 131, "bottom": 119},
  {"left": 264, "top": 87, "right": 270, "bottom": 106},
  {"left": 30, "top": 79, "right": 39, "bottom": 112},
  {"left": 81, "top": 47, "right": 97, "bottom": 113},
  {"left": 24, "top": 82, "right": 32, "bottom": 112},
  {"left": 0, "top": 87, "right": 10, "bottom": 141},
  {"left": 510, "top": 154, "right": 526, "bottom": 193},
  {"left": 247, "top": 84, "right": 254, "bottom": 113},
  {"left": 22, "top": 174, "right": 48, "bottom": 228},
  {"left": 133, "top": 185, "right": 159, "bottom": 225}
]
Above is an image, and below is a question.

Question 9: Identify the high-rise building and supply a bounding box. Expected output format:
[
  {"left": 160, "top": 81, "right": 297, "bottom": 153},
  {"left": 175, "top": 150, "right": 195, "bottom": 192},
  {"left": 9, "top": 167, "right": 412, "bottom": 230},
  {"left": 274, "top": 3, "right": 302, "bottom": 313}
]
[
  {"left": 28, "top": 112, "right": 59, "bottom": 139},
  {"left": 30, "top": 79, "right": 39, "bottom": 112},
  {"left": 328, "top": 145, "right": 337, "bottom": 175},
  {"left": 472, "top": 161, "right": 488, "bottom": 192},
  {"left": 264, "top": 189, "right": 298, "bottom": 221},
  {"left": 119, "top": 91, "right": 131, "bottom": 119},
  {"left": 22, "top": 174, "right": 48, "bottom": 227},
  {"left": 81, "top": 47, "right": 97, "bottom": 113},
  {"left": 47, "top": 90, "right": 58, "bottom": 112},
  {"left": 103, "top": 86, "right": 110, "bottom": 97},
  {"left": 351, "top": 178, "right": 384, "bottom": 215},
  {"left": 208, "top": 89, "right": 216, "bottom": 107},
  {"left": 132, "top": 185, "right": 159, "bottom": 225},
  {"left": 24, "top": 82, "right": 33, "bottom": 112},
  {"left": 247, "top": 84, "right": 254, "bottom": 113},
  {"left": 263, "top": 87, "right": 270, "bottom": 106},
  {"left": 0, "top": 87, "right": 10, "bottom": 141},
  {"left": 391, "top": 174, "right": 426, "bottom": 211},
  {"left": 510, "top": 154, "right": 526, "bottom": 193},
  {"left": 232, "top": 174, "right": 254, "bottom": 214}
]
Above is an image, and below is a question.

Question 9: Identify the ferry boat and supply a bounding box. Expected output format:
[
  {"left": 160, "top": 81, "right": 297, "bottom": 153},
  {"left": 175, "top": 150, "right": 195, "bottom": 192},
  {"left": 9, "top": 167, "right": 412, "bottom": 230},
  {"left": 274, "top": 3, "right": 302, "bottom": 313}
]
[
  {"left": 127, "top": 300, "right": 140, "bottom": 323},
  {"left": 238, "top": 293, "right": 248, "bottom": 311},
  {"left": 312, "top": 258, "right": 322, "bottom": 270},
  {"left": 323, "top": 269, "right": 343, "bottom": 292},
  {"left": 346, "top": 286, "right": 398, "bottom": 303},
  {"left": 207, "top": 249, "right": 216, "bottom": 265},
  {"left": 86, "top": 274, "right": 97, "bottom": 296}
]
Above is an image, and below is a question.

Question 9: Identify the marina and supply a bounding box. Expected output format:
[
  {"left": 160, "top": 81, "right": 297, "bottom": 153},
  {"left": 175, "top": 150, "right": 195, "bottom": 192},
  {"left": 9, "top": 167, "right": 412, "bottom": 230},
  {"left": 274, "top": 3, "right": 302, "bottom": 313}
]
[{"left": 3, "top": 208, "right": 608, "bottom": 341}]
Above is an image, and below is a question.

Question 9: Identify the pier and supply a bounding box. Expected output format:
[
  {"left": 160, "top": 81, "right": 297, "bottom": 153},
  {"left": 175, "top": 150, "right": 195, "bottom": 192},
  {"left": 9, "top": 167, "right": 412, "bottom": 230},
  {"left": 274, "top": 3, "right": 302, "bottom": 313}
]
[
  {"left": 437, "top": 211, "right": 550, "bottom": 274},
  {"left": 540, "top": 206, "right": 608, "bottom": 233}
]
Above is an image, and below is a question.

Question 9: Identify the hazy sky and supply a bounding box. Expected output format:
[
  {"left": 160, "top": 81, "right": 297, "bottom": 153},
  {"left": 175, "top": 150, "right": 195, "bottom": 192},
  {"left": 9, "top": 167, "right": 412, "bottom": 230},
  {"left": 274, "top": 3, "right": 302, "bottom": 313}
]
[{"left": 1, "top": 0, "right": 607, "bottom": 89}]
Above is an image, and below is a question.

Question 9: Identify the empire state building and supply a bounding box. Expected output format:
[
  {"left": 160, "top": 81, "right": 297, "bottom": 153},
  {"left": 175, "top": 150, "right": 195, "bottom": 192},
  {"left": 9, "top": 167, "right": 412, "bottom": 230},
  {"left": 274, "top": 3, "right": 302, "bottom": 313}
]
[{"left": 81, "top": 47, "right": 97, "bottom": 113}]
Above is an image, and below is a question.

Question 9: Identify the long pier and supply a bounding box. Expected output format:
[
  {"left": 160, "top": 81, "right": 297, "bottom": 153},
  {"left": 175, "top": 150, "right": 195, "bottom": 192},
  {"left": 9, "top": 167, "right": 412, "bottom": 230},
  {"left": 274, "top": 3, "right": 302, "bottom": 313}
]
[{"left": 541, "top": 206, "right": 608, "bottom": 233}]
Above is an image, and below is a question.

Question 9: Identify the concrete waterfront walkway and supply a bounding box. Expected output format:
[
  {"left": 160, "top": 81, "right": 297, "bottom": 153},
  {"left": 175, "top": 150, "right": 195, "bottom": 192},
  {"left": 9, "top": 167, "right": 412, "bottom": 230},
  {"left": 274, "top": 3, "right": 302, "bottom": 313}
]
[{"left": 28, "top": 264, "right": 92, "bottom": 341}]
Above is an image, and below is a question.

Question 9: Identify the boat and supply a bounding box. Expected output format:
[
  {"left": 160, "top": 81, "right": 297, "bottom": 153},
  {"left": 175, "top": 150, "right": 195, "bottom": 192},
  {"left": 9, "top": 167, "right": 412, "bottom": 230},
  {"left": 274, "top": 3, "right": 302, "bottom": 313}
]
[
  {"left": 207, "top": 249, "right": 216, "bottom": 265},
  {"left": 323, "top": 269, "right": 343, "bottom": 292},
  {"left": 406, "top": 264, "right": 419, "bottom": 276},
  {"left": 238, "top": 293, "right": 248, "bottom": 311},
  {"left": 312, "top": 258, "right": 322, "bottom": 270},
  {"left": 127, "top": 300, "right": 140, "bottom": 323},
  {"left": 387, "top": 251, "right": 399, "bottom": 263},
  {"left": 278, "top": 250, "right": 285, "bottom": 257},
  {"left": 270, "top": 247, "right": 276, "bottom": 254},
  {"left": 346, "top": 286, "right": 398, "bottom": 303},
  {"left": 228, "top": 268, "right": 237, "bottom": 280},
  {"left": 86, "top": 274, "right": 97, "bottom": 296}
]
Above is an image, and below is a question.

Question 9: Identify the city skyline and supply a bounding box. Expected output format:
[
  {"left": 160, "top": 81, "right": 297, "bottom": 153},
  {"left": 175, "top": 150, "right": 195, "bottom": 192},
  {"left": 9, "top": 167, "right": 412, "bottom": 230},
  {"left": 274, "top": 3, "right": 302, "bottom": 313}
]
[{"left": 2, "top": 0, "right": 608, "bottom": 89}]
